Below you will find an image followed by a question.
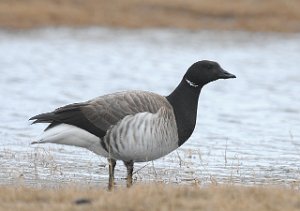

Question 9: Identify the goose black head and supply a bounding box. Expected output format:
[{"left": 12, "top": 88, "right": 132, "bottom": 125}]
[{"left": 184, "top": 60, "right": 236, "bottom": 87}]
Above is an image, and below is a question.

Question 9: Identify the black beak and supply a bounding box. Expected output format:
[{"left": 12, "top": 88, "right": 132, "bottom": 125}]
[{"left": 218, "top": 68, "right": 236, "bottom": 79}]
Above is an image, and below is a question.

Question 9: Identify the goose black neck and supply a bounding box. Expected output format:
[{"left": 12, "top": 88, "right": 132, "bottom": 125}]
[{"left": 166, "top": 78, "right": 203, "bottom": 146}]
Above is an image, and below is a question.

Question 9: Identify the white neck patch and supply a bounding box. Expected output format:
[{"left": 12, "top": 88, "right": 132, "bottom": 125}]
[{"left": 185, "top": 78, "right": 199, "bottom": 88}]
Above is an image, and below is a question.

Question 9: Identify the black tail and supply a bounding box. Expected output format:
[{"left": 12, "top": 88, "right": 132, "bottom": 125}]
[
  {"left": 29, "top": 102, "right": 85, "bottom": 125},
  {"left": 29, "top": 102, "right": 105, "bottom": 137},
  {"left": 29, "top": 112, "right": 56, "bottom": 124},
  {"left": 29, "top": 112, "right": 61, "bottom": 130}
]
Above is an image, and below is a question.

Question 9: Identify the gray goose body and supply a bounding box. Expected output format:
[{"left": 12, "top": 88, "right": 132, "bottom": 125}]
[
  {"left": 30, "top": 60, "right": 236, "bottom": 189},
  {"left": 88, "top": 91, "right": 178, "bottom": 161},
  {"left": 32, "top": 91, "right": 178, "bottom": 162}
]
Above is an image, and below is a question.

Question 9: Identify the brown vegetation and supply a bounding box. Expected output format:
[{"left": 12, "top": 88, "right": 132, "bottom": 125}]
[
  {"left": 0, "top": 0, "right": 300, "bottom": 32},
  {"left": 0, "top": 184, "right": 299, "bottom": 211}
]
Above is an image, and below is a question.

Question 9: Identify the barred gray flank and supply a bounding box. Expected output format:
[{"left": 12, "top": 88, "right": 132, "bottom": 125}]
[{"left": 103, "top": 106, "right": 178, "bottom": 162}]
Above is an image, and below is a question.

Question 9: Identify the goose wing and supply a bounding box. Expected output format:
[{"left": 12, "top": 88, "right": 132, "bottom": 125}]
[{"left": 30, "top": 91, "right": 171, "bottom": 138}]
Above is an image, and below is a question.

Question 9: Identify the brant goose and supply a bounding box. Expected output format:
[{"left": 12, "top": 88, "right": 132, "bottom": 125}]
[{"left": 30, "top": 60, "right": 236, "bottom": 189}]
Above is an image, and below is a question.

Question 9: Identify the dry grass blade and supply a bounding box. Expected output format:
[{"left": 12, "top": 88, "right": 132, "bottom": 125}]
[{"left": 0, "top": 184, "right": 300, "bottom": 211}]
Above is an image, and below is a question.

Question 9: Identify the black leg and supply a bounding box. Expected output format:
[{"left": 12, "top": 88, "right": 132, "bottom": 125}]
[
  {"left": 123, "top": 160, "right": 134, "bottom": 188},
  {"left": 108, "top": 158, "right": 116, "bottom": 191}
]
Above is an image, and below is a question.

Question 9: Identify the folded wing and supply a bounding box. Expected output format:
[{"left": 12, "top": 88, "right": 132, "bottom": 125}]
[{"left": 30, "top": 91, "right": 171, "bottom": 138}]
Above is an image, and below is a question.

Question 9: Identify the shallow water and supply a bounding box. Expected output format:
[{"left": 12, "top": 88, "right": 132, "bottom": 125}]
[{"left": 0, "top": 28, "right": 300, "bottom": 188}]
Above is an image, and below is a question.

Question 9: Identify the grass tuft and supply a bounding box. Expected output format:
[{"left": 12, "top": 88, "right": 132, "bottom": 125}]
[{"left": 0, "top": 184, "right": 299, "bottom": 211}]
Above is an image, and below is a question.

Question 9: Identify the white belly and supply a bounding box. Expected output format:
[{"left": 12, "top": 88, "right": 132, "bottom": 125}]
[{"left": 33, "top": 124, "right": 109, "bottom": 157}]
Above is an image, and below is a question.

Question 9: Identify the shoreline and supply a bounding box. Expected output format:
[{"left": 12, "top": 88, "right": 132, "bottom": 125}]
[{"left": 1, "top": 0, "right": 300, "bottom": 32}]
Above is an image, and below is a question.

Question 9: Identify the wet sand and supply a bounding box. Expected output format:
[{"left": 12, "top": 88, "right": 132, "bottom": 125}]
[{"left": 1, "top": 0, "right": 300, "bottom": 32}]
